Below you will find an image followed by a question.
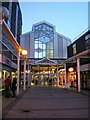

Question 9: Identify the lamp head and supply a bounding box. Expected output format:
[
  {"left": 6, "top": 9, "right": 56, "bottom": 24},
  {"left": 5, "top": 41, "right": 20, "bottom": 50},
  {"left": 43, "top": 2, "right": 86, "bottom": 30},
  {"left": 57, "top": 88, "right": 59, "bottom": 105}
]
[
  {"left": 21, "top": 50, "right": 28, "bottom": 56},
  {"left": 0, "top": 6, "right": 9, "bottom": 20}
]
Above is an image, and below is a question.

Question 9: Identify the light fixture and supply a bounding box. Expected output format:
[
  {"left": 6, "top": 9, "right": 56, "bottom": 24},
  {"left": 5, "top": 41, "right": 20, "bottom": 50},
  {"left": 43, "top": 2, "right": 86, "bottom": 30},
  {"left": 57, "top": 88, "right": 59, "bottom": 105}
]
[
  {"left": 21, "top": 50, "right": 28, "bottom": 56},
  {"left": 68, "top": 67, "right": 74, "bottom": 72},
  {"left": 0, "top": 6, "right": 9, "bottom": 20}
]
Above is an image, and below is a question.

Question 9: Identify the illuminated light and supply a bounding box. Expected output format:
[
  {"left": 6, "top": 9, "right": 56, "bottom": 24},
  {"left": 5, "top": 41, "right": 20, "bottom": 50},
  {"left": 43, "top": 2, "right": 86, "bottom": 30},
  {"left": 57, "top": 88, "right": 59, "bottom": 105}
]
[
  {"left": 59, "top": 69, "right": 65, "bottom": 71},
  {"left": 21, "top": 50, "right": 28, "bottom": 56},
  {"left": 68, "top": 67, "right": 74, "bottom": 72},
  {"left": 0, "top": 54, "right": 2, "bottom": 62},
  {"left": 52, "top": 69, "right": 55, "bottom": 71},
  {"left": 19, "top": 48, "right": 22, "bottom": 53}
]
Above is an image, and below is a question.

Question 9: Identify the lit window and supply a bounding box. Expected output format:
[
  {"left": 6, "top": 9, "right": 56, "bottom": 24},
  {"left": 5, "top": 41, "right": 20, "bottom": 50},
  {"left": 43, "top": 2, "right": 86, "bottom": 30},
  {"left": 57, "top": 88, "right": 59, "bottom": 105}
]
[
  {"left": 73, "top": 44, "right": 77, "bottom": 55},
  {"left": 34, "top": 23, "right": 54, "bottom": 58}
]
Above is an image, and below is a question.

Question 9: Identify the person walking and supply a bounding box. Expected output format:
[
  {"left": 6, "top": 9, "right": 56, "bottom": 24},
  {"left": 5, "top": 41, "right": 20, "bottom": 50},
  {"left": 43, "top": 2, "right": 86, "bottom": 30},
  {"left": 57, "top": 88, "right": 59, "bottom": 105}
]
[
  {"left": 5, "top": 76, "right": 11, "bottom": 98},
  {"left": 12, "top": 77, "right": 17, "bottom": 98}
]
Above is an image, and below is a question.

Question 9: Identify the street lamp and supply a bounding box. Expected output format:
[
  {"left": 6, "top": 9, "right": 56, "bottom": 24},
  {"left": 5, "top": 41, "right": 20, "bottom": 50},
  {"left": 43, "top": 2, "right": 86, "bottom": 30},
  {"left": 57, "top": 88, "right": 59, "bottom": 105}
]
[
  {"left": 21, "top": 49, "right": 28, "bottom": 56},
  {"left": 17, "top": 49, "right": 28, "bottom": 95},
  {"left": 21, "top": 50, "right": 28, "bottom": 91},
  {"left": 0, "top": 6, "right": 9, "bottom": 20}
]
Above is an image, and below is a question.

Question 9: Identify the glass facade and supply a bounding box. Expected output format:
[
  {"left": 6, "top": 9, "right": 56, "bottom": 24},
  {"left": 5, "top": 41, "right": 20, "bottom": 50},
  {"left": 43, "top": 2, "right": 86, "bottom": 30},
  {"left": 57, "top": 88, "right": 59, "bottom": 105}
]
[{"left": 34, "top": 23, "right": 54, "bottom": 58}]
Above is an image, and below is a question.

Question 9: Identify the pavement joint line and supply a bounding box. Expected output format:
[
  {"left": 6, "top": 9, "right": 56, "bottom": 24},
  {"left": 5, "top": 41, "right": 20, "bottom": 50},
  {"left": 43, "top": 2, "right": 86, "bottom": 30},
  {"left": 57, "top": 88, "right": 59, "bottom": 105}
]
[
  {"left": 18, "top": 97, "right": 88, "bottom": 100},
  {"left": 7, "top": 107, "right": 88, "bottom": 112}
]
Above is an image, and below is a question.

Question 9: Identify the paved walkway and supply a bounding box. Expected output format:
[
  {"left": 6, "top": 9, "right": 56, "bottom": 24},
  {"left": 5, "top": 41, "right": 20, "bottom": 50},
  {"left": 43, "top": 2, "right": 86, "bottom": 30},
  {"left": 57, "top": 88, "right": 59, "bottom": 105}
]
[
  {"left": 2, "top": 87, "right": 89, "bottom": 119},
  {"left": 2, "top": 87, "right": 24, "bottom": 110}
]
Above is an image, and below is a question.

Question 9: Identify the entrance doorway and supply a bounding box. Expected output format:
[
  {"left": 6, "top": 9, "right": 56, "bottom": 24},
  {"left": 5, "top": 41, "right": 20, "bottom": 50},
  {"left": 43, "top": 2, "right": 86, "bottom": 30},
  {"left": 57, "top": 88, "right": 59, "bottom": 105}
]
[{"left": 31, "top": 74, "right": 58, "bottom": 87}]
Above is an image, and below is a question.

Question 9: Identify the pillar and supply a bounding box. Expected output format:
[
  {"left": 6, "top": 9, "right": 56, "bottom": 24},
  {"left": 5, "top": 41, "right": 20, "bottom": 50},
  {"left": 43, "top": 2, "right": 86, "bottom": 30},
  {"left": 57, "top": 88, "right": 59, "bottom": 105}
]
[
  {"left": 38, "top": 65, "right": 40, "bottom": 86},
  {"left": 24, "top": 57, "right": 26, "bottom": 91},
  {"left": 27, "top": 64, "right": 30, "bottom": 88},
  {"left": 64, "top": 63, "right": 67, "bottom": 88},
  {"left": 57, "top": 65, "right": 59, "bottom": 86},
  {"left": 77, "top": 57, "right": 81, "bottom": 92},
  {"left": 16, "top": 51, "right": 20, "bottom": 96},
  {"left": 29, "top": 65, "right": 31, "bottom": 87}
]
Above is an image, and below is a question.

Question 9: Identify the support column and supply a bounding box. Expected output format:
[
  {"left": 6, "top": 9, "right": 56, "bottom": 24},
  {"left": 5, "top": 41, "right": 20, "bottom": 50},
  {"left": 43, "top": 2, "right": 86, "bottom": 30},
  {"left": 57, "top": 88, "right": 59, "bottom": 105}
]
[
  {"left": 16, "top": 51, "right": 20, "bottom": 96},
  {"left": 29, "top": 65, "right": 31, "bottom": 87},
  {"left": 38, "top": 65, "right": 40, "bottom": 86},
  {"left": 57, "top": 65, "right": 59, "bottom": 86},
  {"left": 64, "top": 64, "right": 67, "bottom": 88},
  {"left": 48, "top": 66, "right": 49, "bottom": 86},
  {"left": 24, "top": 57, "right": 26, "bottom": 91},
  {"left": 27, "top": 64, "right": 30, "bottom": 88},
  {"left": 77, "top": 57, "right": 81, "bottom": 92}
]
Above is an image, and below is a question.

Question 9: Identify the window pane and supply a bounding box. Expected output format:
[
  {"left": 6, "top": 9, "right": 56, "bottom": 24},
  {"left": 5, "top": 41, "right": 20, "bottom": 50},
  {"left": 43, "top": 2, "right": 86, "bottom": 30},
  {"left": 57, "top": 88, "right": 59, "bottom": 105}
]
[
  {"left": 43, "top": 44, "right": 46, "bottom": 49},
  {"left": 38, "top": 41, "right": 42, "bottom": 44},
  {"left": 49, "top": 41, "right": 53, "bottom": 49},
  {"left": 35, "top": 41, "right": 38, "bottom": 44},
  {"left": 39, "top": 52, "right": 42, "bottom": 58},
  {"left": 43, "top": 50, "right": 46, "bottom": 57},
  {"left": 35, "top": 51, "right": 38, "bottom": 58},
  {"left": 39, "top": 44, "right": 42, "bottom": 49},
  {"left": 35, "top": 44, "right": 38, "bottom": 49}
]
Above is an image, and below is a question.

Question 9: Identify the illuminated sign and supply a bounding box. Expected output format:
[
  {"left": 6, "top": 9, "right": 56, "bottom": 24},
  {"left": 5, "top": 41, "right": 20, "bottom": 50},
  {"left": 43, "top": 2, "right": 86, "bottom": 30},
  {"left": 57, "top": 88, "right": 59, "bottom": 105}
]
[{"left": 68, "top": 67, "right": 74, "bottom": 72}]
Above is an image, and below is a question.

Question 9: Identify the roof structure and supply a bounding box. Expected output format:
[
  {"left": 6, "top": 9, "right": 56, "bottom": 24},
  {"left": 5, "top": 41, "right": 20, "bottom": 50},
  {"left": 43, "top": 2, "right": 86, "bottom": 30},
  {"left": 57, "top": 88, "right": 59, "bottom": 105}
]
[
  {"left": 35, "top": 57, "right": 57, "bottom": 65},
  {"left": 32, "top": 20, "right": 56, "bottom": 31}
]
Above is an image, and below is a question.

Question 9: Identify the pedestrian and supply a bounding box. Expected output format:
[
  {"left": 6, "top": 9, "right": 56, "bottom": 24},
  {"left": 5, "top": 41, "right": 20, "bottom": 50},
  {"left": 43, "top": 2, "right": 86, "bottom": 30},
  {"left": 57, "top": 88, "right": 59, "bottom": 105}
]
[
  {"left": 12, "top": 77, "right": 17, "bottom": 98},
  {"left": 4, "top": 76, "right": 11, "bottom": 98}
]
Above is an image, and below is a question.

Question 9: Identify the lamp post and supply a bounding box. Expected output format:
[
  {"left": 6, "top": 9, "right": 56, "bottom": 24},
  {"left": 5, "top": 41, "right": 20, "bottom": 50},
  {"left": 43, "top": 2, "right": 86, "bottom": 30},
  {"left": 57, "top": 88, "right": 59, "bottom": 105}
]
[
  {"left": 17, "top": 49, "right": 28, "bottom": 95},
  {"left": 21, "top": 50, "right": 28, "bottom": 91}
]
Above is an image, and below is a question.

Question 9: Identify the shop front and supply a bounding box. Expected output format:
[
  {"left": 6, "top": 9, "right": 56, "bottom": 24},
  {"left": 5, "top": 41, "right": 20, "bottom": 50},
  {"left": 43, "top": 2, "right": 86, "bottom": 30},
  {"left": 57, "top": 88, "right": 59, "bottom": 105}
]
[
  {"left": 67, "top": 67, "right": 77, "bottom": 88},
  {"left": 21, "top": 57, "right": 65, "bottom": 87},
  {"left": 28, "top": 65, "right": 58, "bottom": 87},
  {"left": 80, "top": 64, "right": 90, "bottom": 90},
  {"left": 0, "top": 55, "right": 17, "bottom": 90}
]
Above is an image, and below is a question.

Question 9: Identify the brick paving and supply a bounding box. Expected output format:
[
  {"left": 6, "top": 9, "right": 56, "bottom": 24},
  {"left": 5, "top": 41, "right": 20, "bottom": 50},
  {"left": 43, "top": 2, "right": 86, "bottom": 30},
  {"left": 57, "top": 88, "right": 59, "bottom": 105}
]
[{"left": 2, "top": 87, "right": 89, "bottom": 119}]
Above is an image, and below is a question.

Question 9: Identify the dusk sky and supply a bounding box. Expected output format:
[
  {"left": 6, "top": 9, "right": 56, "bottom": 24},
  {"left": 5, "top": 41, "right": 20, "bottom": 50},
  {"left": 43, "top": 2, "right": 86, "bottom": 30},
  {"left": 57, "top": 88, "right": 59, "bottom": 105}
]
[{"left": 19, "top": 1, "right": 88, "bottom": 42}]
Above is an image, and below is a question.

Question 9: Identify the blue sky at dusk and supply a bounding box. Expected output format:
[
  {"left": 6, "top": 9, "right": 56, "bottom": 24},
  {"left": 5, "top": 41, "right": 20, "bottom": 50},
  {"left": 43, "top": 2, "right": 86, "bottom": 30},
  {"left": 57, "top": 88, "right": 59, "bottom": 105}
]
[{"left": 19, "top": 2, "right": 88, "bottom": 42}]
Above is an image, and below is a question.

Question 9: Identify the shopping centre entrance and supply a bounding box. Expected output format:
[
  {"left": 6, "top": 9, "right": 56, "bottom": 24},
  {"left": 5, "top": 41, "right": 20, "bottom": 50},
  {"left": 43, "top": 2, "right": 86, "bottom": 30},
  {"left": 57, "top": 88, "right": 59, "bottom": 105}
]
[{"left": 26, "top": 57, "right": 65, "bottom": 87}]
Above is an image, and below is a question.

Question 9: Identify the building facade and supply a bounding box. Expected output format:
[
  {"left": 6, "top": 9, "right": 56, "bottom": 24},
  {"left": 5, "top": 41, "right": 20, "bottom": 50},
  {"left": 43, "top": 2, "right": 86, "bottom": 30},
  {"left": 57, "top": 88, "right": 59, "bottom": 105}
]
[
  {"left": 2, "top": 0, "right": 22, "bottom": 44},
  {"left": 20, "top": 21, "right": 71, "bottom": 59},
  {"left": 67, "top": 29, "right": 90, "bottom": 90},
  {"left": 0, "top": 1, "right": 22, "bottom": 90},
  {"left": 20, "top": 21, "right": 71, "bottom": 87}
]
